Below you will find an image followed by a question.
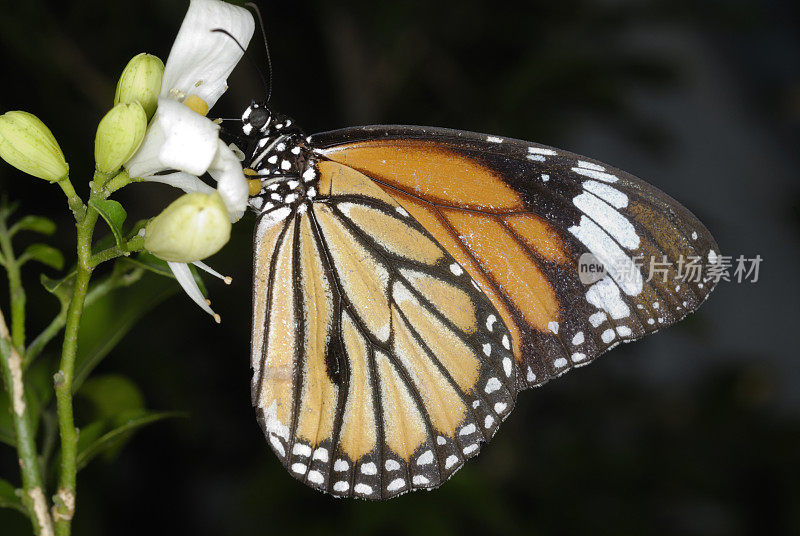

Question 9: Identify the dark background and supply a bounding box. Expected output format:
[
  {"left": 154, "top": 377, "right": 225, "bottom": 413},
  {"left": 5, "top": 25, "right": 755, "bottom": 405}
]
[{"left": 1, "top": 0, "right": 799, "bottom": 534}]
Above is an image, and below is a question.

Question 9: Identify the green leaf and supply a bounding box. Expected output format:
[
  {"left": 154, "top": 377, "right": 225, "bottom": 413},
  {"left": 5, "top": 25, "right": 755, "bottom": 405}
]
[
  {"left": 41, "top": 272, "right": 75, "bottom": 306},
  {"left": 0, "top": 478, "right": 25, "bottom": 514},
  {"left": 73, "top": 274, "right": 176, "bottom": 390},
  {"left": 9, "top": 215, "right": 56, "bottom": 236},
  {"left": 78, "top": 375, "right": 144, "bottom": 420},
  {"left": 20, "top": 243, "right": 64, "bottom": 270},
  {"left": 89, "top": 198, "right": 127, "bottom": 247},
  {"left": 76, "top": 411, "right": 182, "bottom": 470}
]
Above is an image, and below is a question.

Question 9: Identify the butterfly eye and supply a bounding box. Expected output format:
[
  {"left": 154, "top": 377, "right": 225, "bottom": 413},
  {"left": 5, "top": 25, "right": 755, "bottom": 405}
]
[{"left": 249, "top": 108, "right": 271, "bottom": 130}]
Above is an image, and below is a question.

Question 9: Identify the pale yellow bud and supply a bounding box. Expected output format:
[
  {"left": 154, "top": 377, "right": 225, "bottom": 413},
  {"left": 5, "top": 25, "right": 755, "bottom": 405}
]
[
  {"left": 144, "top": 192, "right": 231, "bottom": 262},
  {"left": 114, "top": 53, "right": 164, "bottom": 120},
  {"left": 0, "top": 111, "right": 68, "bottom": 182},
  {"left": 94, "top": 102, "right": 147, "bottom": 173}
]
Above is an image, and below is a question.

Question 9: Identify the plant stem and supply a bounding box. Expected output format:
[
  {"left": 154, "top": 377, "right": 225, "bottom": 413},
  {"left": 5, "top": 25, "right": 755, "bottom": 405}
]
[
  {"left": 88, "top": 235, "right": 144, "bottom": 268},
  {"left": 56, "top": 177, "right": 85, "bottom": 221},
  {"left": 0, "top": 309, "right": 54, "bottom": 536},
  {"left": 0, "top": 218, "right": 26, "bottom": 348},
  {"left": 53, "top": 196, "right": 99, "bottom": 535}
]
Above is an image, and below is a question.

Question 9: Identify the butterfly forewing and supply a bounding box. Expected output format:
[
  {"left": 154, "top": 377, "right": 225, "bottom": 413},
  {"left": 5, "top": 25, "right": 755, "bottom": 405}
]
[
  {"left": 251, "top": 160, "right": 517, "bottom": 499},
  {"left": 311, "top": 126, "right": 720, "bottom": 389}
]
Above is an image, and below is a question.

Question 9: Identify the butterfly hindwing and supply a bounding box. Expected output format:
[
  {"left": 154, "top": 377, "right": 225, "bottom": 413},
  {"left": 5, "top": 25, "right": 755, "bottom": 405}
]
[
  {"left": 251, "top": 160, "right": 517, "bottom": 499},
  {"left": 311, "top": 125, "right": 720, "bottom": 389}
]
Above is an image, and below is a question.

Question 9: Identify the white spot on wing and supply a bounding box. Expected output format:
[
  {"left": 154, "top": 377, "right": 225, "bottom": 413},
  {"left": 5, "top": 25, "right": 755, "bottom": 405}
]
[
  {"left": 334, "top": 459, "right": 349, "bottom": 472},
  {"left": 417, "top": 450, "right": 434, "bottom": 465},
  {"left": 413, "top": 475, "right": 430, "bottom": 485},
  {"left": 573, "top": 193, "right": 640, "bottom": 250},
  {"left": 582, "top": 180, "right": 628, "bottom": 209},
  {"left": 601, "top": 329, "right": 616, "bottom": 343},
  {"left": 503, "top": 357, "right": 512, "bottom": 377},
  {"left": 354, "top": 483, "right": 373, "bottom": 495},
  {"left": 528, "top": 147, "right": 557, "bottom": 155},
  {"left": 577, "top": 160, "right": 605, "bottom": 171},
  {"left": 589, "top": 311, "right": 608, "bottom": 327},
  {"left": 485, "top": 377, "right": 501, "bottom": 394},
  {"left": 361, "top": 462, "right": 377, "bottom": 475},
  {"left": 292, "top": 463, "right": 307, "bottom": 474},
  {"left": 293, "top": 444, "right": 311, "bottom": 457},
  {"left": 572, "top": 166, "right": 618, "bottom": 183},
  {"left": 387, "top": 478, "right": 405, "bottom": 491}
]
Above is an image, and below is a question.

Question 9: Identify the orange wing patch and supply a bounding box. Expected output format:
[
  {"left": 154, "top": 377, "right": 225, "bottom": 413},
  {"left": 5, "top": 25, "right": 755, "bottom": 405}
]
[
  {"left": 503, "top": 213, "right": 569, "bottom": 264},
  {"left": 323, "top": 140, "right": 525, "bottom": 212},
  {"left": 442, "top": 208, "right": 560, "bottom": 333}
]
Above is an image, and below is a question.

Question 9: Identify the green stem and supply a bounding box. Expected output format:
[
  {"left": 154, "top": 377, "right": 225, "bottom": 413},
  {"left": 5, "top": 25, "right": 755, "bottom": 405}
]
[
  {"left": 88, "top": 235, "right": 144, "bottom": 268},
  {"left": 53, "top": 198, "right": 99, "bottom": 535},
  {"left": 24, "top": 307, "right": 67, "bottom": 369},
  {"left": 102, "top": 171, "right": 132, "bottom": 195},
  {"left": 0, "top": 309, "right": 54, "bottom": 536},
  {"left": 0, "top": 218, "right": 26, "bottom": 348},
  {"left": 56, "top": 177, "right": 85, "bottom": 221}
]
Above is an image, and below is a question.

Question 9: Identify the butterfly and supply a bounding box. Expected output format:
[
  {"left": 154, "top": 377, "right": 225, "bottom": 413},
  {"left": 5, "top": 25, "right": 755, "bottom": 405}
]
[{"left": 234, "top": 104, "right": 719, "bottom": 500}]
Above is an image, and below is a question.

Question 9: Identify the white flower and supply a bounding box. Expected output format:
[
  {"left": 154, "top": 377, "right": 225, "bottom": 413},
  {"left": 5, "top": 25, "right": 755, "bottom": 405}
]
[{"left": 125, "top": 0, "right": 254, "bottom": 320}]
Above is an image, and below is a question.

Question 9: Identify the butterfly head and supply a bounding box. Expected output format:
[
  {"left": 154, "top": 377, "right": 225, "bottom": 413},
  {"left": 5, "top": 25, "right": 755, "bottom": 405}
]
[{"left": 241, "top": 100, "right": 273, "bottom": 136}]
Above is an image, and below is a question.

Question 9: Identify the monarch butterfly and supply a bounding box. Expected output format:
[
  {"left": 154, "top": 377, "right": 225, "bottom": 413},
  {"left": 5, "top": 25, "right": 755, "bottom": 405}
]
[{"left": 234, "top": 103, "right": 719, "bottom": 499}]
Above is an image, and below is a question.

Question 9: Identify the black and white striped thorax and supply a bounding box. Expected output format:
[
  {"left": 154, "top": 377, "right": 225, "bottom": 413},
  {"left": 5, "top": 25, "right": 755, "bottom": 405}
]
[{"left": 240, "top": 105, "right": 319, "bottom": 214}]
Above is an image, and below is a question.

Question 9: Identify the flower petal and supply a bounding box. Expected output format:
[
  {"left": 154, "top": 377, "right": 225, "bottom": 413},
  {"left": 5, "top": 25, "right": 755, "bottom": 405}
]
[
  {"left": 156, "top": 98, "right": 220, "bottom": 176},
  {"left": 207, "top": 140, "right": 248, "bottom": 222},
  {"left": 168, "top": 261, "right": 220, "bottom": 322},
  {"left": 124, "top": 116, "right": 166, "bottom": 178},
  {"left": 161, "top": 0, "right": 255, "bottom": 108},
  {"left": 125, "top": 98, "right": 220, "bottom": 178},
  {"left": 142, "top": 171, "right": 215, "bottom": 194}
]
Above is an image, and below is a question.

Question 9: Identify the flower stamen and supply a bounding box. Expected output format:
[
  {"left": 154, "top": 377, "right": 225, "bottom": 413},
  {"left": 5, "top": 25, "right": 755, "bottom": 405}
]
[
  {"left": 184, "top": 95, "right": 209, "bottom": 116},
  {"left": 193, "top": 260, "right": 233, "bottom": 285}
]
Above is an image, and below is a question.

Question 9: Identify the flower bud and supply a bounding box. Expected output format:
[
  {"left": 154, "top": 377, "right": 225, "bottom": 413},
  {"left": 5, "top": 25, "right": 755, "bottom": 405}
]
[
  {"left": 114, "top": 53, "right": 164, "bottom": 120},
  {"left": 0, "top": 111, "right": 68, "bottom": 182},
  {"left": 144, "top": 192, "right": 231, "bottom": 262},
  {"left": 94, "top": 102, "right": 147, "bottom": 173}
]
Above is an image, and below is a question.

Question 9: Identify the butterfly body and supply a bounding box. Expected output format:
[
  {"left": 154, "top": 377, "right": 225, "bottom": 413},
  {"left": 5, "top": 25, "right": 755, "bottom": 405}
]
[{"left": 235, "top": 101, "right": 719, "bottom": 499}]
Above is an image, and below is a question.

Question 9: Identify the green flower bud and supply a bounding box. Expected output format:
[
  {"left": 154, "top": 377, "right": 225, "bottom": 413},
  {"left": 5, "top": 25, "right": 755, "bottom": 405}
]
[
  {"left": 114, "top": 53, "right": 164, "bottom": 120},
  {"left": 0, "top": 111, "right": 68, "bottom": 182},
  {"left": 94, "top": 102, "right": 147, "bottom": 173},
  {"left": 145, "top": 192, "right": 231, "bottom": 262}
]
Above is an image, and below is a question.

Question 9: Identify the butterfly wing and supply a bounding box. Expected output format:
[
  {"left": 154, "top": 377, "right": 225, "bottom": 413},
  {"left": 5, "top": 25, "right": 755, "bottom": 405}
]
[
  {"left": 310, "top": 125, "right": 720, "bottom": 389},
  {"left": 251, "top": 160, "right": 517, "bottom": 499}
]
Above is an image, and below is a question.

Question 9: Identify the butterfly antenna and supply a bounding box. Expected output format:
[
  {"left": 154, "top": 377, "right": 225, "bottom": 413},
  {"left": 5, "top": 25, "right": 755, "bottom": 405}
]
[
  {"left": 210, "top": 28, "right": 269, "bottom": 98},
  {"left": 245, "top": 2, "right": 273, "bottom": 103}
]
